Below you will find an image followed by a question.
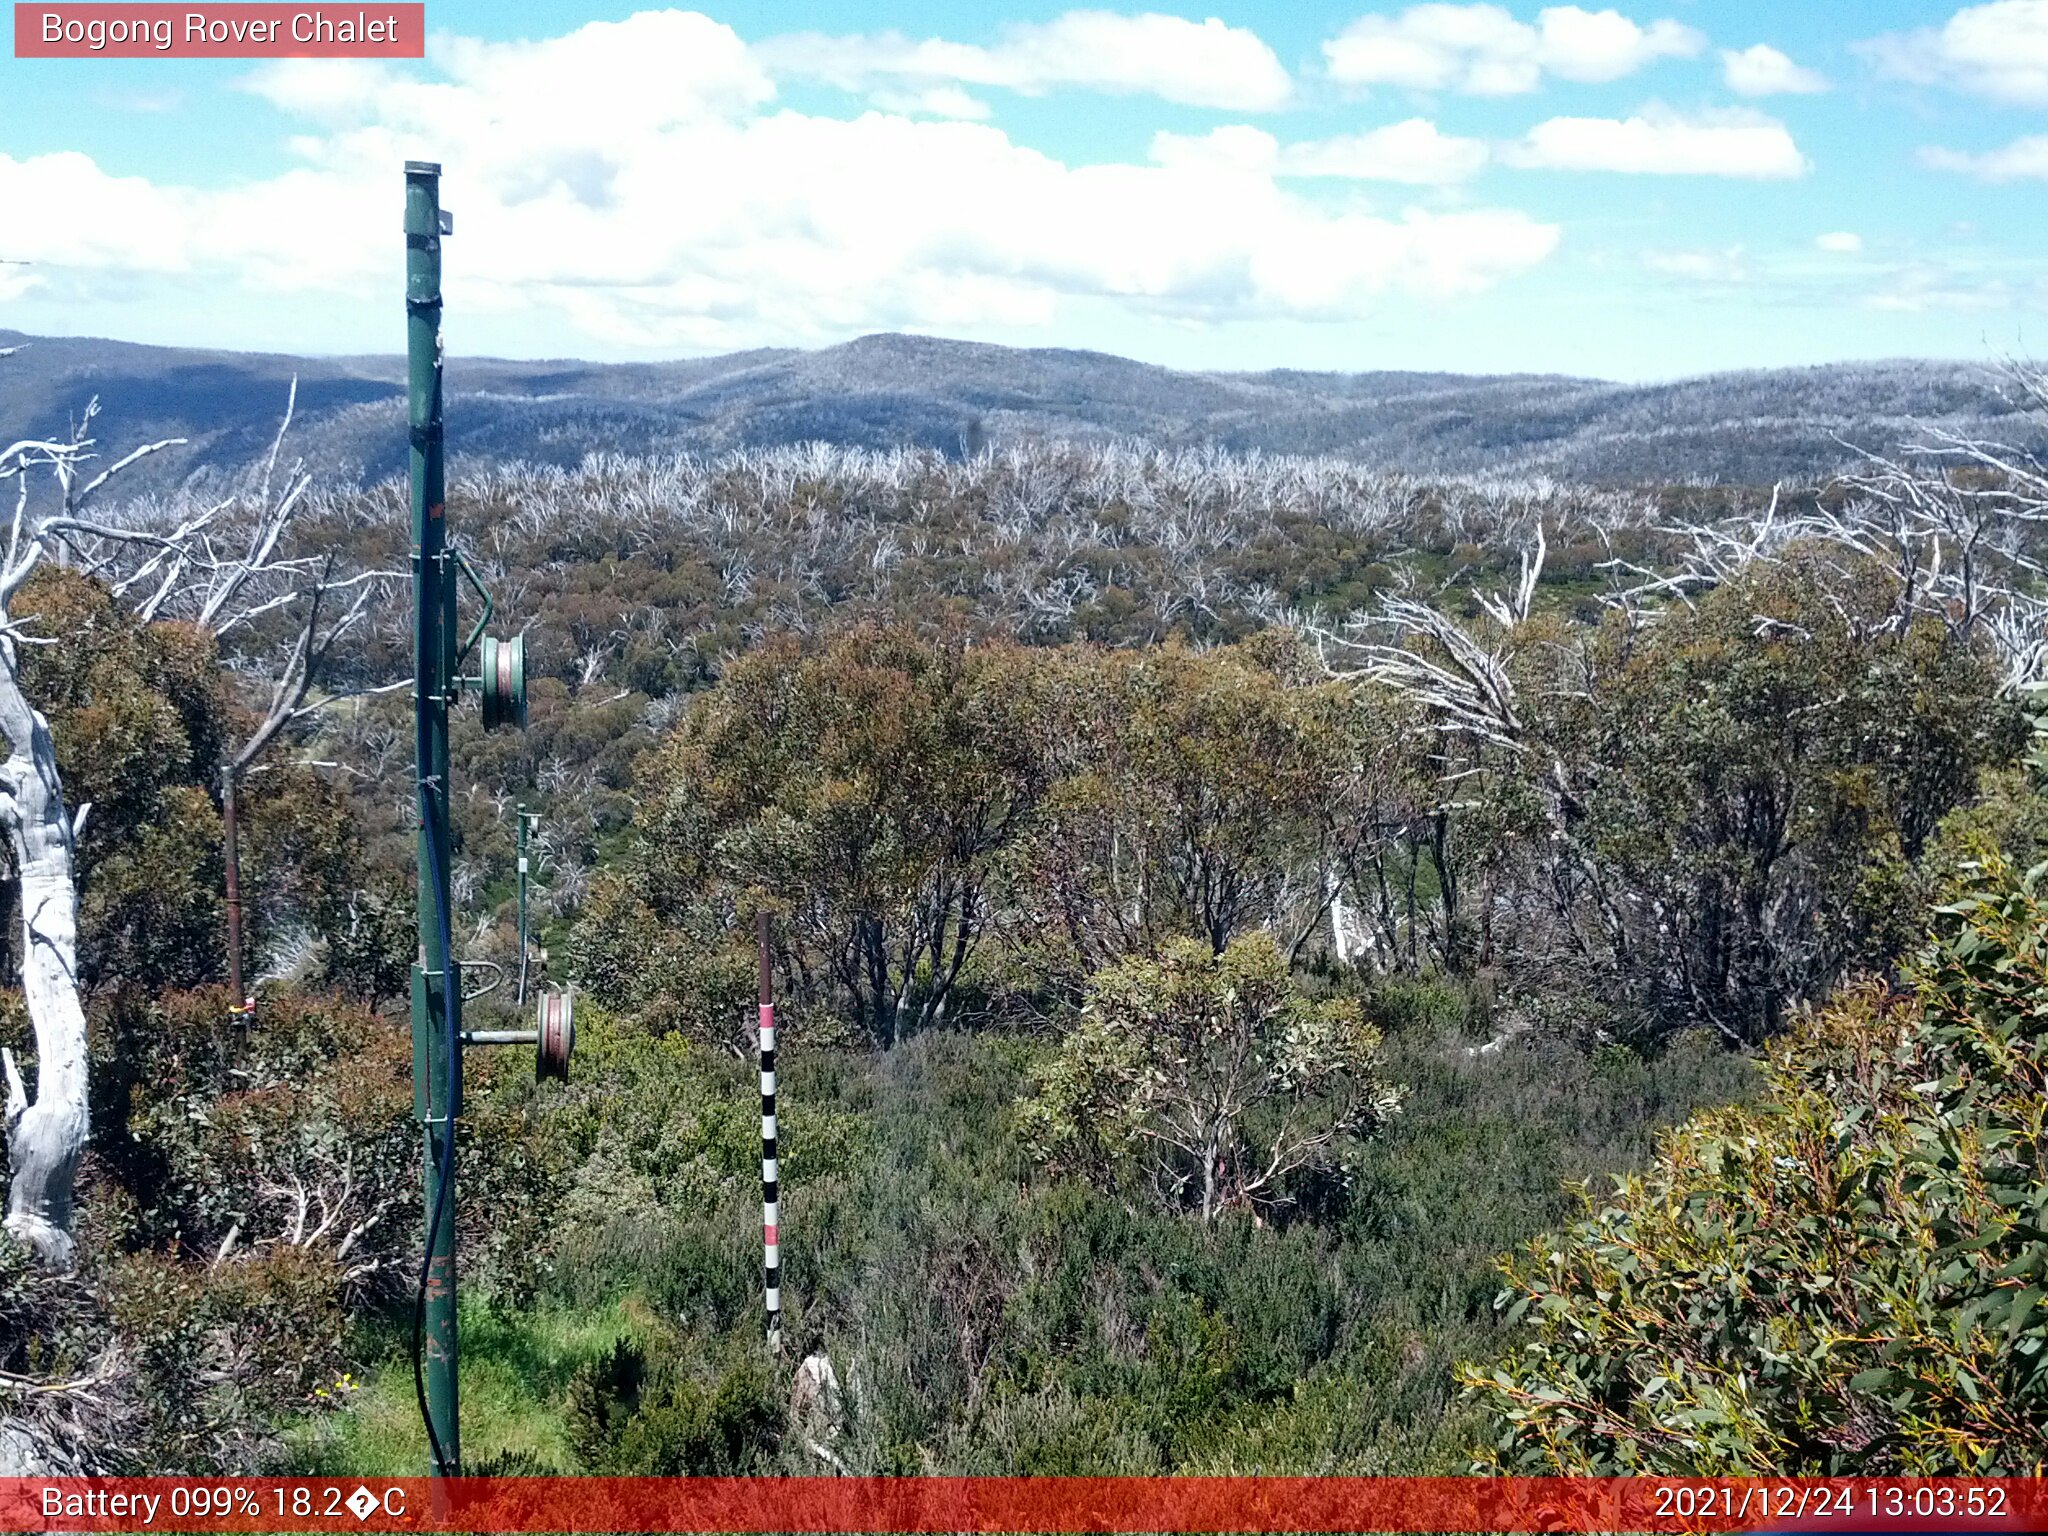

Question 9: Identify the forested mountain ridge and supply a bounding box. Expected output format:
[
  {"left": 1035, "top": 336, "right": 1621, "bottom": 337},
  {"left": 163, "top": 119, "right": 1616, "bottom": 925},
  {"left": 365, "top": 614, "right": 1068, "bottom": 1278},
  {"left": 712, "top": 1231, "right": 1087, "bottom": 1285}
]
[{"left": 2, "top": 327, "right": 2036, "bottom": 487}]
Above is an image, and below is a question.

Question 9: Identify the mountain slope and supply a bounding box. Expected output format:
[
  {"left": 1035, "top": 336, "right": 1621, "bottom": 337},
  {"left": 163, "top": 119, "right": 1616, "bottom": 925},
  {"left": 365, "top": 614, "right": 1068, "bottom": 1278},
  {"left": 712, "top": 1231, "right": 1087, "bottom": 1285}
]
[{"left": 1, "top": 328, "right": 2036, "bottom": 488}]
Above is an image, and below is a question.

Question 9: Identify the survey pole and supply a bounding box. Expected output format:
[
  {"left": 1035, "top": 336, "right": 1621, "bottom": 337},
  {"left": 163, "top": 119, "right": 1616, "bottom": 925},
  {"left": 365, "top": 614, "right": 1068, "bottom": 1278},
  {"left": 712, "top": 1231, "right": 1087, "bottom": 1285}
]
[
  {"left": 406, "top": 158, "right": 460, "bottom": 1478},
  {"left": 760, "top": 911, "right": 782, "bottom": 1353}
]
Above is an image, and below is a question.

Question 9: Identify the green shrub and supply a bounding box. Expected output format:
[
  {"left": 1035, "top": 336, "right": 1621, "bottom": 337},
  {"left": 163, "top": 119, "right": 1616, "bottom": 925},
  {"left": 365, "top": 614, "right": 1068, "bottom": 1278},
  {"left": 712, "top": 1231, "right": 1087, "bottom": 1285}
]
[
  {"left": 566, "top": 1336, "right": 780, "bottom": 1473},
  {"left": 1019, "top": 933, "right": 1400, "bottom": 1223},
  {"left": 1462, "top": 852, "right": 2048, "bottom": 1474}
]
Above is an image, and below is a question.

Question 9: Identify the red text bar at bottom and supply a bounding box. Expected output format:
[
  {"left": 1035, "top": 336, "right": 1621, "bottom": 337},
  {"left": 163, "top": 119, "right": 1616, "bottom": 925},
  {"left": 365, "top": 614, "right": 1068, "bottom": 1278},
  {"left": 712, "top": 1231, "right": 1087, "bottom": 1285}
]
[{"left": 4, "top": 1476, "right": 2046, "bottom": 1533}]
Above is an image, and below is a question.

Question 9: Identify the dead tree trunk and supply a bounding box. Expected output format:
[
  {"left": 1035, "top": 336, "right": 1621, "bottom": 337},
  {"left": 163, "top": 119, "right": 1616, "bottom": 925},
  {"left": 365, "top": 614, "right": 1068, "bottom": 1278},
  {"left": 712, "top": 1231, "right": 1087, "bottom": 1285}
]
[
  {"left": 0, "top": 372, "right": 391, "bottom": 1269},
  {"left": 0, "top": 382, "right": 181, "bottom": 1270},
  {"left": 0, "top": 661, "right": 86, "bottom": 1270},
  {"left": 222, "top": 766, "right": 244, "bottom": 1007}
]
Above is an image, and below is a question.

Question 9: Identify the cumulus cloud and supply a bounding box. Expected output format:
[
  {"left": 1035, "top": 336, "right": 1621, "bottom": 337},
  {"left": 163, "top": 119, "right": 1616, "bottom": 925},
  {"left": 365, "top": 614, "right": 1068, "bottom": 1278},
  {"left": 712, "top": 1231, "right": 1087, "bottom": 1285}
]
[
  {"left": 1282, "top": 119, "right": 1493, "bottom": 182},
  {"left": 1148, "top": 125, "right": 1283, "bottom": 174},
  {"left": 1721, "top": 44, "right": 1828, "bottom": 95},
  {"left": 0, "top": 10, "right": 1559, "bottom": 351},
  {"left": 1150, "top": 119, "right": 1491, "bottom": 183},
  {"left": 1920, "top": 134, "right": 2048, "bottom": 180},
  {"left": 1503, "top": 106, "right": 1810, "bottom": 177},
  {"left": 1322, "top": 4, "right": 1703, "bottom": 95},
  {"left": 1859, "top": 0, "right": 2048, "bottom": 105},
  {"left": 1815, "top": 231, "right": 1864, "bottom": 253},
  {"left": 759, "top": 10, "right": 1293, "bottom": 111}
]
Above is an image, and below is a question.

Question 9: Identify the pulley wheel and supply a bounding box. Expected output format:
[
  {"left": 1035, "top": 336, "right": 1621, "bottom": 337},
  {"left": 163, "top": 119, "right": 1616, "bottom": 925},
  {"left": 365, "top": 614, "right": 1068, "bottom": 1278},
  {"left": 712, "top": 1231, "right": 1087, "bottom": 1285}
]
[
  {"left": 537, "top": 988, "right": 574, "bottom": 1082},
  {"left": 480, "top": 633, "right": 527, "bottom": 731}
]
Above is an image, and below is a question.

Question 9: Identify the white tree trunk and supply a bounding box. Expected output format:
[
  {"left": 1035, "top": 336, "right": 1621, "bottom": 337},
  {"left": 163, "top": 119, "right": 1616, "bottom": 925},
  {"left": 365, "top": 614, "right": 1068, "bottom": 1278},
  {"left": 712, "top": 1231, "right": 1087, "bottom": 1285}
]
[
  {"left": 1327, "top": 871, "right": 1352, "bottom": 965},
  {"left": 0, "top": 658, "right": 87, "bottom": 1271}
]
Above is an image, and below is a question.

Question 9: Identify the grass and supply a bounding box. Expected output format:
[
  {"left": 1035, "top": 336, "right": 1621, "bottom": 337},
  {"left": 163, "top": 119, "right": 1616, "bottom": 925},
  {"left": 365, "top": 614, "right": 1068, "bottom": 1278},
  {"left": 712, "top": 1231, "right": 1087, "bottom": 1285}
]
[
  {"left": 285, "top": 1006, "right": 1758, "bottom": 1477},
  {"left": 289, "top": 1295, "right": 671, "bottom": 1475}
]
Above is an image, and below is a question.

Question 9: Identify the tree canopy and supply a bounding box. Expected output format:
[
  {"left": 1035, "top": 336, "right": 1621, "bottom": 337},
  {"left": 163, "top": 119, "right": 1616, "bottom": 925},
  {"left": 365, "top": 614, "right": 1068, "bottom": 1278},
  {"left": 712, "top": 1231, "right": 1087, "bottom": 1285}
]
[
  {"left": 1464, "top": 850, "right": 2048, "bottom": 1474},
  {"left": 1020, "top": 933, "right": 1401, "bottom": 1224}
]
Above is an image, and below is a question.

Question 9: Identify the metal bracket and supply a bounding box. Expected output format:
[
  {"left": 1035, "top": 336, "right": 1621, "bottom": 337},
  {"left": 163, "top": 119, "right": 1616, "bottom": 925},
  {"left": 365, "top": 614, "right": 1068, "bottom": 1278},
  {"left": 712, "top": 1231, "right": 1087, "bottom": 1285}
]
[
  {"left": 461, "top": 1029, "right": 538, "bottom": 1047},
  {"left": 450, "top": 546, "right": 495, "bottom": 671}
]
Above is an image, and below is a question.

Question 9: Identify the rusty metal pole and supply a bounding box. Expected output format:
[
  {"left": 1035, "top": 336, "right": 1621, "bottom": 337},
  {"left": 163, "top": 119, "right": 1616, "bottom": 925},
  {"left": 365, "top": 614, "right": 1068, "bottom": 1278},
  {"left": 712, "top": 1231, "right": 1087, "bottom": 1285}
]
[{"left": 221, "top": 765, "right": 244, "bottom": 1015}]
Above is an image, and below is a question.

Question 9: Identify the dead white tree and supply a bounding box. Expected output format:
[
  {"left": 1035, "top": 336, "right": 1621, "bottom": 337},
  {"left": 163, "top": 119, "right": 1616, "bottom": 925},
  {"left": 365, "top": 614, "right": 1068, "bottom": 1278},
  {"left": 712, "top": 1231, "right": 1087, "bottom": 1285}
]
[
  {"left": 55, "top": 384, "right": 402, "bottom": 1000},
  {"left": 1312, "top": 525, "right": 1643, "bottom": 985},
  {"left": 0, "top": 400, "right": 183, "bottom": 1268},
  {"left": 1596, "top": 370, "right": 2048, "bottom": 690},
  {"left": 0, "top": 373, "right": 392, "bottom": 1267}
]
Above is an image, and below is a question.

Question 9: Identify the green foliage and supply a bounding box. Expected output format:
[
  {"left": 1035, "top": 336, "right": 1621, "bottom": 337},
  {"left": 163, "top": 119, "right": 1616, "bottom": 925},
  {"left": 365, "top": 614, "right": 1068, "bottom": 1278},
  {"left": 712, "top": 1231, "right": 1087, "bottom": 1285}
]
[
  {"left": 1463, "top": 853, "right": 2048, "bottom": 1473},
  {"left": 0, "top": 1212, "right": 364, "bottom": 1472},
  {"left": 1021, "top": 934, "right": 1400, "bottom": 1222},
  {"left": 566, "top": 1336, "right": 780, "bottom": 1474},
  {"left": 93, "top": 987, "right": 416, "bottom": 1270},
  {"left": 1514, "top": 552, "right": 2019, "bottom": 1042},
  {"left": 313, "top": 869, "right": 414, "bottom": 1007},
  {"left": 583, "top": 630, "right": 1427, "bottom": 1043},
  {"left": 271, "top": 997, "right": 1752, "bottom": 1478},
  {"left": 3, "top": 566, "right": 400, "bottom": 1000},
  {"left": 584, "top": 623, "right": 1052, "bottom": 1045},
  {"left": 17, "top": 442, "right": 2028, "bottom": 1479},
  {"left": 239, "top": 765, "right": 376, "bottom": 985},
  {"left": 547, "top": 1008, "right": 869, "bottom": 1222},
  {"left": 289, "top": 1297, "right": 662, "bottom": 1475},
  {"left": 13, "top": 567, "right": 231, "bottom": 991},
  {"left": 1015, "top": 640, "right": 1403, "bottom": 969},
  {"left": 104, "top": 1242, "right": 352, "bottom": 1470}
]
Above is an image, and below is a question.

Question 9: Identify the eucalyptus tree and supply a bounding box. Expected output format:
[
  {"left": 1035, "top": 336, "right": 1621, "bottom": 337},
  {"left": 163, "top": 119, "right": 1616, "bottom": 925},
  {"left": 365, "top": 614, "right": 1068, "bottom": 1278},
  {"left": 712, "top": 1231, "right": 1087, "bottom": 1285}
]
[
  {"left": 1019, "top": 932, "right": 1401, "bottom": 1223},
  {"left": 598, "top": 623, "right": 1055, "bottom": 1046},
  {"left": 1321, "top": 506, "right": 2018, "bottom": 1043},
  {"left": 0, "top": 389, "right": 184, "bottom": 1266},
  {"left": 0, "top": 372, "right": 388, "bottom": 1267}
]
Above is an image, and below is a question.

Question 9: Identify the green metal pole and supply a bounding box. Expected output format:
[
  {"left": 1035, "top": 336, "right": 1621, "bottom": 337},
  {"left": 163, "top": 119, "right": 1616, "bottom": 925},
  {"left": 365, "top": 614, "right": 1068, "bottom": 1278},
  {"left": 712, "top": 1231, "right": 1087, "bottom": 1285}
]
[{"left": 406, "top": 159, "right": 460, "bottom": 1478}]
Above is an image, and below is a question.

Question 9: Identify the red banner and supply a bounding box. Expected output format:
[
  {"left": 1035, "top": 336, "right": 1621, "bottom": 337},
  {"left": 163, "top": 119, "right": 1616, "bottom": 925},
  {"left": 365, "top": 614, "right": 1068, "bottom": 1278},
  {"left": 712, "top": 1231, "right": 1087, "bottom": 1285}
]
[
  {"left": 0, "top": 1477, "right": 2043, "bottom": 1532},
  {"left": 13, "top": 4, "right": 425, "bottom": 57}
]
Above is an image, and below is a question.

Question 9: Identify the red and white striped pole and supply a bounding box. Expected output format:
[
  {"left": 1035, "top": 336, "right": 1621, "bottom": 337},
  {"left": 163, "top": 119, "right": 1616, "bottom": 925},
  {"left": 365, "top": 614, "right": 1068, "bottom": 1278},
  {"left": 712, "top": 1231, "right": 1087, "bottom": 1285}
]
[{"left": 758, "top": 910, "right": 782, "bottom": 1353}]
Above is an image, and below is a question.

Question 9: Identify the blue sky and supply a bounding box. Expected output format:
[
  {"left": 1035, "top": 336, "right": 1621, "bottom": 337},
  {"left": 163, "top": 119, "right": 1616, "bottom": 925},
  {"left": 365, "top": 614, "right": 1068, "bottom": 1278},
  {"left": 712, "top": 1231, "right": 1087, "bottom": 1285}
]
[{"left": 2, "top": 2, "right": 2044, "bottom": 378}]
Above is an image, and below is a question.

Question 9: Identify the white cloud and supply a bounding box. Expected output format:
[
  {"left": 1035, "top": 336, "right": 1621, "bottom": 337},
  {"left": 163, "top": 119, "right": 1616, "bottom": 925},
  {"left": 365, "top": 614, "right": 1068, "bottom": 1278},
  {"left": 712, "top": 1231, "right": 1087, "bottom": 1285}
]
[
  {"left": 1860, "top": 0, "right": 2048, "bottom": 105},
  {"left": 1814, "top": 231, "right": 1864, "bottom": 253},
  {"left": 1503, "top": 106, "right": 1810, "bottom": 177},
  {"left": 1537, "top": 6, "right": 1702, "bottom": 81},
  {"left": 1720, "top": 44, "right": 1828, "bottom": 95},
  {"left": 1286, "top": 119, "right": 1492, "bottom": 182},
  {"left": 1643, "top": 246, "right": 1747, "bottom": 282},
  {"left": 1868, "top": 266, "right": 2013, "bottom": 312},
  {"left": 1322, "top": 4, "right": 1703, "bottom": 95},
  {"left": 1148, "top": 125, "right": 1283, "bottom": 174},
  {"left": 3, "top": 11, "right": 1559, "bottom": 351},
  {"left": 1920, "top": 133, "right": 2048, "bottom": 180},
  {"left": 868, "top": 86, "right": 993, "bottom": 120},
  {"left": 1150, "top": 119, "right": 1492, "bottom": 183},
  {"left": 760, "top": 10, "right": 1293, "bottom": 111}
]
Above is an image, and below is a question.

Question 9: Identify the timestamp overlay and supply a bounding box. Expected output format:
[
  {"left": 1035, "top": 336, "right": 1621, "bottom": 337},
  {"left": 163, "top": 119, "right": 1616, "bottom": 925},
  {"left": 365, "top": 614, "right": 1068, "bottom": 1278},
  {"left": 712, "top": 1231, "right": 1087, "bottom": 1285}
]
[{"left": 0, "top": 1478, "right": 2041, "bottom": 1533}]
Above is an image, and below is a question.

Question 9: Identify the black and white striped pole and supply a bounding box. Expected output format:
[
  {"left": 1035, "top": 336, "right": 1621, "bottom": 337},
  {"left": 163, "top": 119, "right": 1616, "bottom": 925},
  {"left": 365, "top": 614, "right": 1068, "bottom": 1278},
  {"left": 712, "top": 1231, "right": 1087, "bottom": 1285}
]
[{"left": 759, "top": 910, "right": 782, "bottom": 1353}]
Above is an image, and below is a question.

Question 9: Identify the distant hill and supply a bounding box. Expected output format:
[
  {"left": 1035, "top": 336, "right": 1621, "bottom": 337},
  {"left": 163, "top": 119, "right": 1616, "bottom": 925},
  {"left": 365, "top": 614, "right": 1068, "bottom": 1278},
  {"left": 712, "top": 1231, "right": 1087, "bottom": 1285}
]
[{"left": 1, "top": 328, "right": 2037, "bottom": 489}]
